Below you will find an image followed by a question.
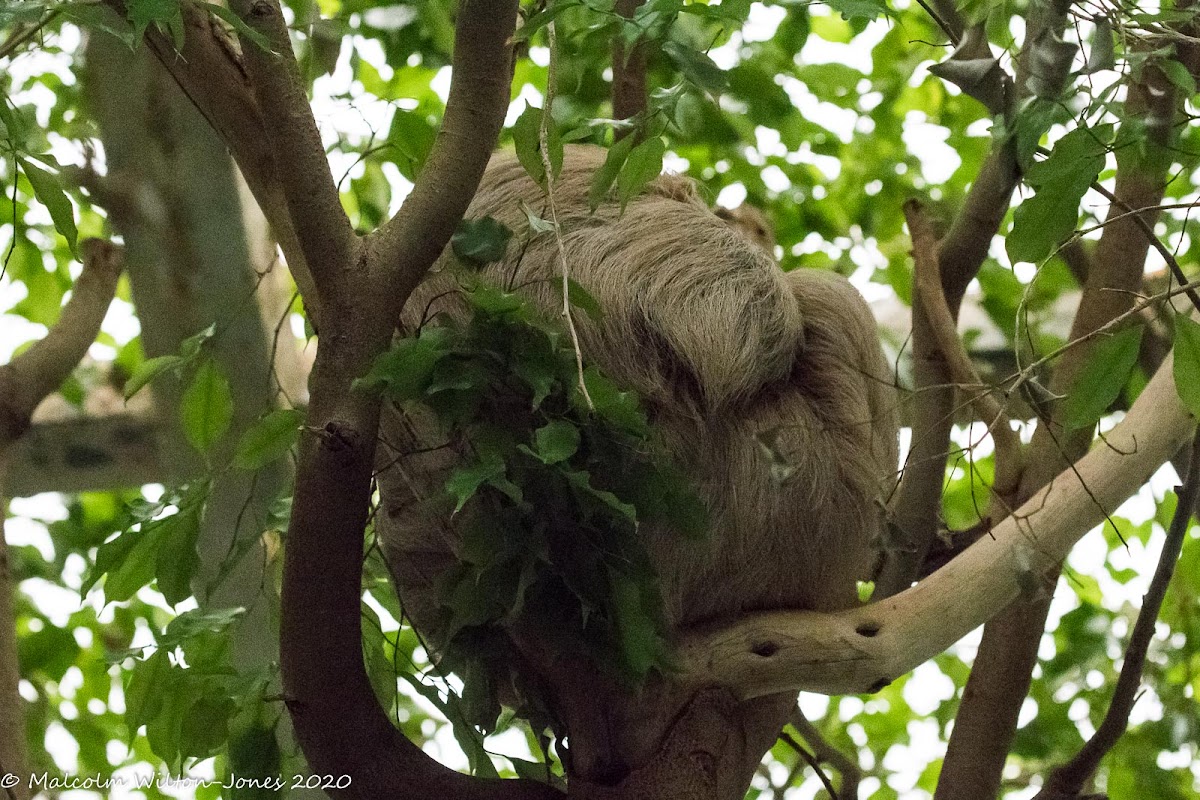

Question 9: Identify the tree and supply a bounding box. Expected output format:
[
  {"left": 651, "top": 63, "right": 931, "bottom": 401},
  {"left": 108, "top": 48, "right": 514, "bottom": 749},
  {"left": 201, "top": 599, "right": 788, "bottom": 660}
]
[{"left": 1, "top": 1, "right": 1199, "bottom": 799}]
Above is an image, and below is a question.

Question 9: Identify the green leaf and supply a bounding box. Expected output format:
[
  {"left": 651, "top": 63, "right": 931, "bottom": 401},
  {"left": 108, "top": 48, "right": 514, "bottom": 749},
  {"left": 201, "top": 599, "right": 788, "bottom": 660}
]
[
  {"left": 181, "top": 358, "right": 234, "bottom": 453},
  {"left": 179, "top": 324, "right": 216, "bottom": 358},
  {"left": 1008, "top": 128, "right": 1108, "bottom": 264},
  {"left": 155, "top": 503, "right": 202, "bottom": 606},
  {"left": 662, "top": 40, "right": 728, "bottom": 97},
  {"left": 617, "top": 137, "right": 666, "bottom": 210},
  {"left": 610, "top": 572, "right": 667, "bottom": 677},
  {"left": 125, "top": 649, "right": 172, "bottom": 732},
  {"left": 588, "top": 135, "right": 635, "bottom": 211},
  {"left": 228, "top": 704, "right": 283, "bottom": 800},
  {"left": 452, "top": 216, "right": 513, "bottom": 268},
  {"left": 233, "top": 408, "right": 304, "bottom": 470},
  {"left": 511, "top": 103, "right": 561, "bottom": 187},
  {"left": 99, "top": 523, "right": 169, "bottom": 602},
  {"left": 446, "top": 452, "right": 506, "bottom": 513},
  {"left": 19, "top": 158, "right": 78, "bottom": 253},
  {"left": 566, "top": 278, "right": 604, "bottom": 320},
  {"left": 1173, "top": 315, "right": 1200, "bottom": 419},
  {"left": 355, "top": 327, "right": 449, "bottom": 400},
  {"left": 826, "top": 0, "right": 889, "bottom": 21},
  {"left": 124, "top": 355, "right": 183, "bottom": 400},
  {"left": 580, "top": 367, "right": 647, "bottom": 434},
  {"left": 1063, "top": 326, "right": 1143, "bottom": 430},
  {"left": 125, "top": 0, "right": 183, "bottom": 40},
  {"left": 533, "top": 419, "right": 580, "bottom": 464}
]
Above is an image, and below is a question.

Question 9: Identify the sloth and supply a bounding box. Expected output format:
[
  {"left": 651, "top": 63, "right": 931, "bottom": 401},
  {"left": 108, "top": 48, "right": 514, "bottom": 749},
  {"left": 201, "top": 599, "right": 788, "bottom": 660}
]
[
  {"left": 374, "top": 145, "right": 897, "bottom": 791},
  {"left": 715, "top": 202, "right": 776, "bottom": 258}
]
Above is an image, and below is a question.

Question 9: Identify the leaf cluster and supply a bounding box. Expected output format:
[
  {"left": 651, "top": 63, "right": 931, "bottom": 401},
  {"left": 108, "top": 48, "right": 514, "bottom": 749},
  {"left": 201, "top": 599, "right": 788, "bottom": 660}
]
[{"left": 359, "top": 245, "right": 708, "bottom": 728}]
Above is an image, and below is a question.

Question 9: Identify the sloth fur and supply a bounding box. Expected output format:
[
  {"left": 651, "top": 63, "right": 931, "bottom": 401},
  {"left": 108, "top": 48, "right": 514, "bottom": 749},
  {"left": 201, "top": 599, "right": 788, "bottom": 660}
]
[{"left": 375, "top": 145, "right": 897, "bottom": 787}]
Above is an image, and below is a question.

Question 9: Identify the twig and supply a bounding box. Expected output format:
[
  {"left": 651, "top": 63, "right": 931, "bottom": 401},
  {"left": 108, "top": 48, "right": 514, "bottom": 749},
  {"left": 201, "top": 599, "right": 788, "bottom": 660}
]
[
  {"left": 905, "top": 199, "right": 1023, "bottom": 499},
  {"left": 0, "top": 9, "right": 61, "bottom": 61},
  {"left": 1035, "top": 427, "right": 1200, "bottom": 798},
  {"left": 791, "top": 708, "right": 862, "bottom": 799},
  {"left": 612, "top": 0, "right": 648, "bottom": 131},
  {"left": 1088, "top": 180, "right": 1200, "bottom": 313},
  {"left": 779, "top": 730, "right": 839, "bottom": 799},
  {"left": 538, "top": 21, "right": 593, "bottom": 409}
]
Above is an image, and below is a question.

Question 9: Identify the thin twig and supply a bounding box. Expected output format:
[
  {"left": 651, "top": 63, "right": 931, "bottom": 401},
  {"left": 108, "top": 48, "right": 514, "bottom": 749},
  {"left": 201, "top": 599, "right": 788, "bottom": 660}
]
[
  {"left": 779, "top": 730, "right": 839, "bottom": 799},
  {"left": 791, "top": 707, "right": 862, "bottom": 799},
  {"left": 0, "top": 9, "right": 61, "bottom": 61},
  {"left": 538, "top": 20, "right": 593, "bottom": 409},
  {"left": 1088, "top": 180, "right": 1200, "bottom": 313}
]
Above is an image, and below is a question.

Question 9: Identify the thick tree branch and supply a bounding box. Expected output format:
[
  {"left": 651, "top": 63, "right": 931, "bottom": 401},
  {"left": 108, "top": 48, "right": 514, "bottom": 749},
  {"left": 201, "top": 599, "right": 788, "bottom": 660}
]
[
  {"left": 97, "top": 0, "right": 321, "bottom": 322},
  {"left": 880, "top": 1, "right": 1079, "bottom": 595},
  {"left": 228, "top": 0, "right": 354, "bottom": 298},
  {"left": 0, "top": 240, "right": 122, "bottom": 445},
  {"left": 368, "top": 6, "right": 516, "bottom": 303},
  {"left": 1034, "top": 429, "right": 1200, "bottom": 799},
  {"left": 277, "top": 3, "right": 557, "bottom": 798},
  {"left": 611, "top": 0, "right": 648, "bottom": 132},
  {"left": 678, "top": 346, "right": 1196, "bottom": 698}
]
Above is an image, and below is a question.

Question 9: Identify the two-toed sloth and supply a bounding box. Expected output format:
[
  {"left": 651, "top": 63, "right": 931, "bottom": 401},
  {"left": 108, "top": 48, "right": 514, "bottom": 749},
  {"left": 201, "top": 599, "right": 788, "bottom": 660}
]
[{"left": 375, "top": 145, "right": 897, "bottom": 791}]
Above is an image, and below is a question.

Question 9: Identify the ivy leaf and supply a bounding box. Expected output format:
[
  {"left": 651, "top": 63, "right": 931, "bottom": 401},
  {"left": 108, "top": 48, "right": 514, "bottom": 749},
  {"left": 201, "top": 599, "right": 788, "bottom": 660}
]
[
  {"left": 181, "top": 358, "right": 234, "bottom": 453},
  {"left": 19, "top": 157, "right": 78, "bottom": 253},
  {"left": 580, "top": 367, "right": 648, "bottom": 434},
  {"left": 617, "top": 136, "right": 666, "bottom": 210},
  {"left": 452, "top": 216, "right": 513, "bottom": 268},
  {"left": 356, "top": 327, "right": 449, "bottom": 400},
  {"left": 233, "top": 408, "right": 304, "bottom": 470},
  {"left": 610, "top": 572, "right": 667, "bottom": 678},
  {"left": 446, "top": 452, "right": 506, "bottom": 513},
  {"left": 1063, "top": 326, "right": 1143, "bottom": 430},
  {"left": 1173, "top": 315, "right": 1200, "bottom": 419},
  {"left": 533, "top": 419, "right": 580, "bottom": 464},
  {"left": 124, "top": 355, "right": 184, "bottom": 400}
]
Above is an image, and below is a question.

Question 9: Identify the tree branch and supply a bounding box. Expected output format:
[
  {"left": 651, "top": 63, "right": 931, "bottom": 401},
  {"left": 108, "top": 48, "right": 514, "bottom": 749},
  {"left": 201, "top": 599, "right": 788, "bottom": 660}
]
[
  {"left": 227, "top": 0, "right": 354, "bottom": 301},
  {"left": 0, "top": 239, "right": 121, "bottom": 800},
  {"left": 368, "top": 1, "right": 516, "bottom": 305},
  {"left": 97, "top": 0, "right": 322, "bottom": 323},
  {"left": 678, "top": 343, "right": 1196, "bottom": 699},
  {"left": 1034, "top": 428, "right": 1200, "bottom": 799},
  {"left": 0, "top": 239, "right": 122, "bottom": 446},
  {"left": 611, "top": 0, "right": 648, "bottom": 132},
  {"left": 277, "top": 3, "right": 558, "bottom": 797},
  {"left": 790, "top": 708, "right": 861, "bottom": 800}
]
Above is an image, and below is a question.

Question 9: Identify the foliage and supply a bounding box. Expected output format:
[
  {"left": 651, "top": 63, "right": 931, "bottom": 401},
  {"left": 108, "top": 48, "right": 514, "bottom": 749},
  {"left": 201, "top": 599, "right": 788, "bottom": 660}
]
[{"left": 359, "top": 228, "right": 708, "bottom": 722}]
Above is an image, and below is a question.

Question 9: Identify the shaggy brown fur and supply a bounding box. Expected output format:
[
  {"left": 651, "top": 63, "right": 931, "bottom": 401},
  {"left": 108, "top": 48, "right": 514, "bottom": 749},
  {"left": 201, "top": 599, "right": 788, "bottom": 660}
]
[{"left": 375, "top": 145, "right": 897, "bottom": 792}]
